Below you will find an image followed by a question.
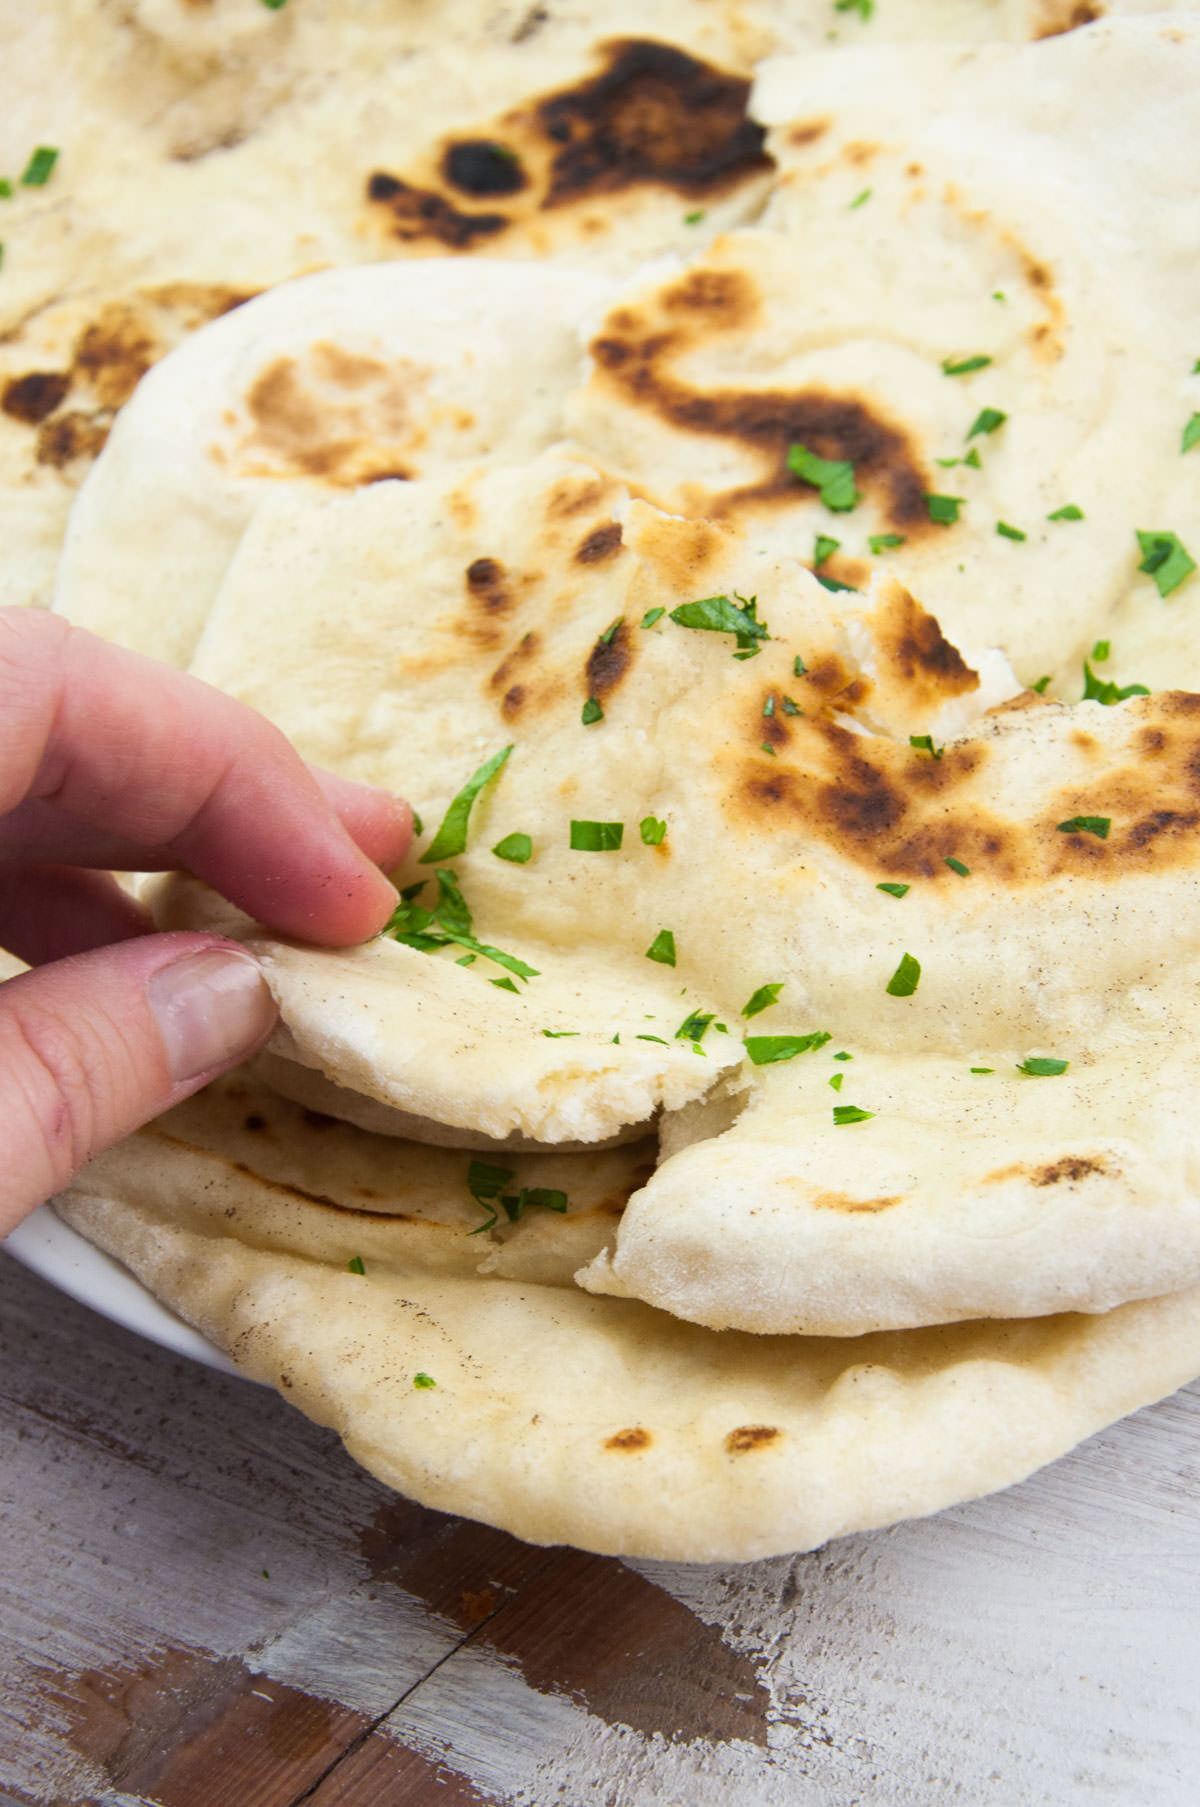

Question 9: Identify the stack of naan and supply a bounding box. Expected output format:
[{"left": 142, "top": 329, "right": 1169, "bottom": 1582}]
[{"left": 7, "top": 1, "right": 1200, "bottom": 1558}]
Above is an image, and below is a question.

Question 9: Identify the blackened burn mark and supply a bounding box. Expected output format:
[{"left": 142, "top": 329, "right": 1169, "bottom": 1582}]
[
  {"left": 365, "top": 172, "right": 507, "bottom": 249},
  {"left": 535, "top": 39, "right": 772, "bottom": 206},
  {"left": 575, "top": 521, "right": 623, "bottom": 564},
  {"left": 586, "top": 620, "right": 633, "bottom": 699},
  {"left": 466, "top": 556, "right": 513, "bottom": 612},
  {"left": 443, "top": 140, "right": 527, "bottom": 197},
  {"left": 2, "top": 370, "right": 71, "bottom": 424}
]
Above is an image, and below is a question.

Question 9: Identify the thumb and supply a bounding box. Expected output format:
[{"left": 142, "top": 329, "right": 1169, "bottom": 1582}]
[{"left": 0, "top": 933, "right": 277, "bottom": 1236}]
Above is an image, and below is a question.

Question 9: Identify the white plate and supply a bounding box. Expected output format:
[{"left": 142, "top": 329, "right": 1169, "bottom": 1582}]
[{"left": 5, "top": 1205, "right": 243, "bottom": 1378}]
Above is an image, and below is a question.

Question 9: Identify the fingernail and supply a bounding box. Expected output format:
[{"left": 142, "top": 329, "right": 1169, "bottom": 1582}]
[{"left": 147, "top": 949, "right": 278, "bottom": 1082}]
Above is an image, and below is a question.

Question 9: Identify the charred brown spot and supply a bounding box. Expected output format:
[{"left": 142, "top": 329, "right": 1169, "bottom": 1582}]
[
  {"left": 725, "top": 1425, "right": 781, "bottom": 1455},
  {"left": 845, "top": 140, "right": 878, "bottom": 166},
  {"left": 760, "top": 710, "right": 790, "bottom": 750},
  {"left": 789, "top": 119, "right": 830, "bottom": 147},
  {"left": 1138, "top": 727, "right": 1168, "bottom": 756},
  {"left": 812, "top": 1190, "right": 900, "bottom": 1214},
  {"left": 660, "top": 268, "right": 759, "bottom": 330},
  {"left": 489, "top": 630, "right": 541, "bottom": 698},
  {"left": 586, "top": 619, "right": 633, "bottom": 699},
  {"left": 466, "top": 555, "right": 513, "bottom": 613},
  {"left": 1032, "top": 0, "right": 1104, "bottom": 38},
  {"left": 365, "top": 173, "right": 508, "bottom": 249},
  {"left": 243, "top": 1114, "right": 268, "bottom": 1133},
  {"left": 575, "top": 521, "right": 624, "bottom": 564},
  {"left": 72, "top": 306, "right": 161, "bottom": 410},
  {"left": 1031, "top": 1155, "right": 1106, "bottom": 1188},
  {"left": 502, "top": 684, "right": 526, "bottom": 719},
  {"left": 605, "top": 1426, "right": 652, "bottom": 1451},
  {"left": 443, "top": 140, "right": 527, "bottom": 197},
  {"left": 35, "top": 409, "right": 111, "bottom": 468},
  {"left": 874, "top": 587, "right": 979, "bottom": 704},
  {"left": 2, "top": 369, "right": 71, "bottom": 424},
  {"left": 534, "top": 40, "right": 772, "bottom": 207},
  {"left": 1124, "top": 808, "right": 1200, "bottom": 849},
  {"left": 547, "top": 475, "right": 614, "bottom": 519}
]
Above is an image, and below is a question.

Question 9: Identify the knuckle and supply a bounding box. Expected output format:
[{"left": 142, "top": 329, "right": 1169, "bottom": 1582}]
[{"left": 4, "top": 1002, "right": 100, "bottom": 1191}]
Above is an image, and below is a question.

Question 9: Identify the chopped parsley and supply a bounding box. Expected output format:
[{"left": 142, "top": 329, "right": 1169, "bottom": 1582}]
[
  {"left": 260, "top": 0, "right": 290, "bottom": 9},
  {"left": 570, "top": 819, "right": 624, "bottom": 851},
  {"left": 20, "top": 146, "right": 59, "bottom": 187},
  {"left": 815, "top": 572, "right": 858, "bottom": 594},
  {"left": 835, "top": 0, "right": 875, "bottom": 17},
  {"left": 420, "top": 746, "right": 512, "bottom": 863},
  {"left": 383, "top": 871, "right": 538, "bottom": 981},
  {"left": 833, "top": 1104, "right": 875, "bottom": 1125},
  {"left": 645, "top": 929, "right": 677, "bottom": 966},
  {"left": 885, "top": 952, "right": 921, "bottom": 997},
  {"left": 742, "top": 982, "right": 783, "bottom": 1018},
  {"left": 941, "top": 354, "right": 992, "bottom": 377},
  {"left": 943, "top": 856, "right": 970, "bottom": 876},
  {"left": 760, "top": 742, "right": 778, "bottom": 757},
  {"left": 0, "top": 180, "right": 10, "bottom": 199},
  {"left": 670, "top": 592, "right": 770, "bottom": 653},
  {"left": 492, "top": 832, "right": 532, "bottom": 863},
  {"left": 1030, "top": 676, "right": 1052, "bottom": 694},
  {"left": 491, "top": 975, "right": 520, "bottom": 992},
  {"left": 1137, "top": 530, "right": 1197, "bottom": 598},
  {"left": 1056, "top": 815, "right": 1110, "bottom": 839},
  {"left": 793, "top": 654, "right": 807, "bottom": 678},
  {"left": 909, "top": 734, "right": 943, "bottom": 758},
  {"left": 684, "top": 209, "right": 706, "bottom": 225},
  {"left": 1183, "top": 414, "right": 1200, "bottom": 455},
  {"left": 782, "top": 696, "right": 803, "bottom": 716},
  {"left": 636, "top": 1033, "right": 668, "bottom": 1044},
  {"left": 641, "top": 606, "right": 666, "bottom": 628},
  {"left": 639, "top": 816, "right": 667, "bottom": 845},
  {"left": 466, "top": 1159, "right": 516, "bottom": 1234},
  {"left": 925, "top": 494, "right": 963, "bottom": 525},
  {"left": 876, "top": 881, "right": 910, "bottom": 898},
  {"left": 869, "top": 533, "right": 906, "bottom": 555},
  {"left": 542, "top": 1029, "right": 579, "bottom": 1037},
  {"left": 787, "top": 443, "right": 861, "bottom": 512},
  {"left": 850, "top": 187, "right": 872, "bottom": 209},
  {"left": 968, "top": 408, "right": 1007, "bottom": 438},
  {"left": 762, "top": 695, "right": 776, "bottom": 717},
  {"left": 1047, "top": 504, "right": 1084, "bottom": 521},
  {"left": 833, "top": 1050, "right": 852, "bottom": 1061},
  {"left": 413, "top": 1373, "right": 436, "bottom": 1389},
  {"left": 813, "top": 534, "right": 840, "bottom": 566},
  {"left": 829, "top": 1072, "right": 844, "bottom": 1091},
  {"left": 676, "top": 1010, "right": 714, "bottom": 1043},
  {"left": 582, "top": 696, "right": 604, "bottom": 725},
  {"left": 1092, "top": 639, "right": 1110, "bottom": 662},
  {"left": 599, "top": 617, "right": 623, "bottom": 645},
  {"left": 1082, "top": 661, "right": 1149, "bottom": 705},
  {"left": 1016, "top": 1057, "right": 1069, "bottom": 1077},
  {"left": 347, "top": 1255, "right": 365, "bottom": 1275},
  {"left": 745, "top": 1030, "right": 832, "bottom": 1065},
  {"left": 996, "top": 521, "right": 1026, "bottom": 542},
  {"left": 969, "top": 1066, "right": 994, "bottom": 1075}
]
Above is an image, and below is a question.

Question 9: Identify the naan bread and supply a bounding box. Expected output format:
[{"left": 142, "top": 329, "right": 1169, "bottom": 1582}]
[
  {"left": 136, "top": 452, "right": 1200, "bottom": 1334},
  {"left": 53, "top": 1070, "right": 1200, "bottom": 1562},
  {"left": 566, "top": 18, "right": 1200, "bottom": 695}
]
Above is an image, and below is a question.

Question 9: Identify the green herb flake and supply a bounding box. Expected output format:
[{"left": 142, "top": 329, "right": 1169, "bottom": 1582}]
[
  {"left": 925, "top": 493, "right": 963, "bottom": 525},
  {"left": 742, "top": 982, "right": 784, "bottom": 1019},
  {"left": 964, "top": 447, "right": 982, "bottom": 469},
  {"left": 1016, "top": 1056, "right": 1069, "bottom": 1077},
  {"left": 793, "top": 654, "right": 808, "bottom": 677},
  {"left": 885, "top": 952, "right": 921, "bottom": 997},
  {"left": 0, "top": 180, "right": 11, "bottom": 199},
  {"left": 909, "top": 734, "right": 943, "bottom": 759},
  {"left": 1056, "top": 815, "right": 1111, "bottom": 839},
  {"left": 645, "top": 929, "right": 677, "bottom": 967},
  {"left": 641, "top": 606, "right": 666, "bottom": 628},
  {"left": 347, "top": 1255, "right": 365, "bottom": 1275},
  {"left": 944, "top": 856, "right": 970, "bottom": 876},
  {"left": 491, "top": 975, "right": 520, "bottom": 992},
  {"left": 542, "top": 1029, "right": 579, "bottom": 1037},
  {"left": 639, "top": 815, "right": 667, "bottom": 845},
  {"left": 413, "top": 1372, "right": 436, "bottom": 1388},
  {"left": 833, "top": 1050, "right": 852, "bottom": 1061},
  {"left": 968, "top": 408, "right": 1007, "bottom": 438},
  {"left": 835, "top": 0, "right": 874, "bottom": 17},
  {"left": 787, "top": 443, "right": 861, "bottom": 512},
  {"left": 1092, "top": 639, "right": 1111, "bottom": 662},
  {"left": 849, "top": 187, "right": 872, "bottom": 209},
  {"left": 1081, "top": 660, "right": 1151, "bottom": 705},
  {"left": 762, "top": 694, "right": 776, "bottom": 718},
  {"left": 745, "top": 1030, "right": 832, "bottom": 1065},
  {"left": 683, "top": 209, "right": 706, "bottom": 225},
  {"left": 833, "top": 1104, "right": 875, "bottom": 1125},
  {"left": 1182, "top": 414, "right": 1200, "bottom": 455},
  {"left": 1137, "top": 529, "right": 1197, "bottom": 598},
  {"left": 970, "top": 1066, "right": 994, "bottom": 1075},
  {"left": 869, "top": 533, "right": 906, "bottom": 556},
  {"left": 669, "top": 592, "right": 770, "bottom": 652},
  {"left": 582, "top": 695, "right": 604, "bottom": 726},
  {"left": 501, "top": 1186, "right": 568, "bottom": 1223},
  {"left": 260, "top": 0, "right": 290, "bottom": 9},
  {"left": 420, "top": 746, "right": 512, "bottom": 863},
  {"left": 636, "top": 1033, "right": 668, "bottom": 1044},
  {"left": 760, "top": 742, "right": 777, "bottom": 757},
  {"left": 456, "top": 954, "right": 476, "bottom": 966},
  {"left": 996, "top": 521, "right": 1026, "bottom": 542},
  {"left": 814, "top": 534, "right": 840, "bottom": 567},
  {"left": 20, "top": 146, "right": 59, "bottom": 187},
  {"left": 941, "top": 354, "right": 992, "bottom": 377},
  {"left": 781, "top": 695, "right": 803, "bottom": 716},
  {"left": 829, "top": 1072, "right": 844, "bottom": 1091},
  {"left": 466, "top": 1159, "right": 516, "bottom": 1234},
  {"left": 815, "top": 573, "right": 859, "bottom": 594},
  {"left": 676, "top": 1010, "right": 714, "bottom": 1044},
  {"left": 1031, "top": 675, "right": 1052, "bottom": 694},
  {"left": 599, "top": 617, "right": 623, "bottom": 645},
  {"left": 876, "top": 881, "right": 910, "bottom": 898},
  {"left": 493, "top": 832, "right": 532, "bottom": 863},
  {"left": 1047, "top": 504, "right": 1084, "bottom": 521},
  {"left": 570, "top": 819, "right": 624, "bottom": 851}
]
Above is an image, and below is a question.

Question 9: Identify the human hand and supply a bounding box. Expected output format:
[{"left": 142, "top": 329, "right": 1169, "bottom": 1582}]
[{"left": 0, "top": 608, "right": 411, "bottom": 1235}]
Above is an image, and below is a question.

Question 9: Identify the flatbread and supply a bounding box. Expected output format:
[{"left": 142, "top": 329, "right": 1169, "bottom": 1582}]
[
  {"left": 565, "top": 18, "right": 1200, "bottom": 697},
  {"left": 135, "top": 452, "right": 1200, "bottom": 1334},
  {"left": 53, "top": 1068, "right": 1200, "bottom": 1561}
]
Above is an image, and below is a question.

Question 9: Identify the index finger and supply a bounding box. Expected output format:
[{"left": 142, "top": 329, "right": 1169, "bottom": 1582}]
[{"left": 0, "top": 610, "right": 409, "bottom": 946}]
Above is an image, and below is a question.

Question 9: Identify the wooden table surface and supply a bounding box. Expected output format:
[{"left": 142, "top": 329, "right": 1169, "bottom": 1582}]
[{"left": 4, "top": 1245, "right": 1200, "bottom": 1807}]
